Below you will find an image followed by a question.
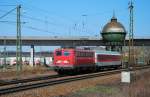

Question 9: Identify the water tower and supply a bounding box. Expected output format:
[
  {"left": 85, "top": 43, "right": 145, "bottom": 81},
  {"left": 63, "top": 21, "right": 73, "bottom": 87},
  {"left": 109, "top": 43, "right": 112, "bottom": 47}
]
[{"left": 101, "top": 15, "right": 126, "bottom": 51}]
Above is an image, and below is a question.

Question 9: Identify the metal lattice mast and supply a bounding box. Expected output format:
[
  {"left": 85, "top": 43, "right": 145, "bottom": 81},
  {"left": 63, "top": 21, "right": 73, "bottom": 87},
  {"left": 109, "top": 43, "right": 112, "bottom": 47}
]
[
  {"left": 3, "top": 36, "right": 6, "bottom": 70},
  {"left": 16, "top": 5, "right": 22, "bottom": 73},
  {"left": 128, "top": 0, "right": 134, "bottom": 67}
]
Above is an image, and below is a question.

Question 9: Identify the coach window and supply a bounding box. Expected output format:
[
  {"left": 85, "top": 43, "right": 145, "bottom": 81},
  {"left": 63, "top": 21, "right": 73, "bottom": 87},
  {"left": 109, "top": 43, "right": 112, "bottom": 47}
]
[
  {"left": 56, "top": 51, "right": 62, "bottom": 56},
  {"left": 64, "top": 51, "right": 70, "bottom": 56}
]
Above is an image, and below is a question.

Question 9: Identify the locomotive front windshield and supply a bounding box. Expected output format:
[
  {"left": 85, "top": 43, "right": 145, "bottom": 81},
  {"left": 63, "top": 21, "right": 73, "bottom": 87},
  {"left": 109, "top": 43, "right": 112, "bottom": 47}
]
[
  {"left": 64, "top": 51, "right": 70, "bottom": 56},
  {"left": 56, "top": 50, "right": 70, "bottom": 56},
  {"left": 56, "top": 51, "right": 62, "bottom": 56}
]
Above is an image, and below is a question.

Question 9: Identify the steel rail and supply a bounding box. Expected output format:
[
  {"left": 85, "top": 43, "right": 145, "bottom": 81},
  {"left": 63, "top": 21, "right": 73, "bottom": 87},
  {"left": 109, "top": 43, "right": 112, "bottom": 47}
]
[
  {"left": 0, "top": 65, "right": 150, "bottom": 95},
  {"left": 0, "top": 69, "right": 121, "bottom": 95},
  {"left": 0, "top": 74, "right": 63, "bottom": 86}
]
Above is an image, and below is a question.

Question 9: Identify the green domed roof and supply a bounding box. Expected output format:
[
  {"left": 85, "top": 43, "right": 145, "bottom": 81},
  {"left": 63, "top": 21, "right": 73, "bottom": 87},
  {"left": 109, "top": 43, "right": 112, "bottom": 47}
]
[
  {"left": 102, "top": 17, "right": 126, "bottom": 33},
  {"left": 101, "top": 16, "right": 126, "bottom": 43}
]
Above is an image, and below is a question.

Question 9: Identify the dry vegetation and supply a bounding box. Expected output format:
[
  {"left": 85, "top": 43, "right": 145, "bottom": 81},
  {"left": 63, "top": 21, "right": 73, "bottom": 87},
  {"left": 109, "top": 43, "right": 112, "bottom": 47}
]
[
  {"left": 0, "top": 65, "right": 55, "bottom": 80},
  {"left": 68, "top": 69, "right": 150, "bottom": 97},
  {"left": 0, "top": 68, "right": 150, "bottom": 97},
  {"left": 122, "top": 70, "right": 150, "bottom": 97},
  {"left": 0, "top": 73, "right": 120, "bottom": 97}
]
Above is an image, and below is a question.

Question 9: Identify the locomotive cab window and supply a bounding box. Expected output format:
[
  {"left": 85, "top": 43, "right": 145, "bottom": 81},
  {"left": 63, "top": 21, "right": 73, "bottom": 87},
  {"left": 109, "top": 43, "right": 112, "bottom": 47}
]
[
  {"left": 56, "top": 51, "right": 62, "bottom": 56},
  {"left": 64, "top": 51, "right": 70, "bottom": 56}
]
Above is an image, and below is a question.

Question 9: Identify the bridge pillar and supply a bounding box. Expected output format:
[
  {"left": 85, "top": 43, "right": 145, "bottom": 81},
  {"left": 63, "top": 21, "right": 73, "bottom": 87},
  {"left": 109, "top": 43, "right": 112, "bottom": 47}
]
[{"left": 30, "top": 45, "right": 35, "bottom": 67}]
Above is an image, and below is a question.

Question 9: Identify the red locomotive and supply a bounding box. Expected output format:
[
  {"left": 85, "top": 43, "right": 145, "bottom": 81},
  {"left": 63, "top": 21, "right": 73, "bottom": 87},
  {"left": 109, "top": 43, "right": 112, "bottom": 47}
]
[{"left": 51, "top": 48, "right": 121, "bottom": 74}]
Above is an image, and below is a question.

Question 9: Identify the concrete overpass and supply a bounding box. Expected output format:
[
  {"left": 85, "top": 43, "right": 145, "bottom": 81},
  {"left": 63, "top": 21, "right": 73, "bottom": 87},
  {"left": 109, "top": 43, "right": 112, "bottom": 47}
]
[
  {"left": 0, "top": 36, "right": 149, "bottom": 66},
  {"left": 0, "top": 36, "right": 150, "bottom": 46}
]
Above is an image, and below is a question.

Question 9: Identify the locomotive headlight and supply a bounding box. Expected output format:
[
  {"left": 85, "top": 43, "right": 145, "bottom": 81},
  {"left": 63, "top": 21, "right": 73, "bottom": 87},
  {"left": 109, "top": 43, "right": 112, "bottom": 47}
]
[
  {"left": 64, "top": 60, "right": 69, "bottom": 63},
  {"left": 56, "top": 60, "right": 62, "bottom": 63}
]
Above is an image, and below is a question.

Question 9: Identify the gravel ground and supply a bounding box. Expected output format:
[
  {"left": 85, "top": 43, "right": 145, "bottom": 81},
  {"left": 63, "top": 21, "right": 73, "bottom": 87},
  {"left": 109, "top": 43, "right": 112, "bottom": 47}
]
[
  {"left": 0, "top": 73, "right": 120, "bottom": 97},
  {"left": 67, "top": 68, "right": 150, "bottom": 97},
  {"left": 1, "top": 68, "right": 149, "bottom": 97}
]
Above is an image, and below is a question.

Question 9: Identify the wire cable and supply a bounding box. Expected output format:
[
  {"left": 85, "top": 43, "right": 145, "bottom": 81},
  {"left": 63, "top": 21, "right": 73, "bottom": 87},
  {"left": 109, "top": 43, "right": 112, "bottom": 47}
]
[
  {"left": 0, "top": 7, "right": 16, "bottom": 19},
  {"left": 0, "top": 9, "right": 69, "bottom": 29},
  {"left": 1, "top": 21, "right": 59, "bottom": 35}
]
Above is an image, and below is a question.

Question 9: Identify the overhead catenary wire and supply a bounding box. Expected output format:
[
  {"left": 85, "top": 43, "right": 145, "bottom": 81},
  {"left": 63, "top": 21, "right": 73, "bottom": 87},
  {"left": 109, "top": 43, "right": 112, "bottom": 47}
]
[
  {"left": 0, "top": 5, "right": 17, "bottom": 6},
  {"left": 0, "top": 7, "right": 16, "bottom": 19},
  {"left": 0, "top": 4, "right": 110, "bottom": 36},
  {"left": 22, "top": 14, "right": 69, "bottom": 28},
  {"left": 0, "top": 2, "right": 116, "bottom": 37},
  {"left": 24, "top": 25, "right": 59, "bottom": 34},
  {"left": 0, "top": 9, "right": 69, "bottom": 29},
  {"left": 17, "top": 0, "right": 76, "bottom": 23},
  {"left": 0, "top": 9, "right": 97, "bottom": 37},
  {"left": 0, "top": 9, "right": 70, "bottom": 36},
  {"left": 0, "top": 21, "right": 26, "bottom": 24},
  {"left": 71, "top": 14, "right": 97, "bottom": 36},
  {"left": 1, "top": 21, "right": 60, "bottom": 35}
]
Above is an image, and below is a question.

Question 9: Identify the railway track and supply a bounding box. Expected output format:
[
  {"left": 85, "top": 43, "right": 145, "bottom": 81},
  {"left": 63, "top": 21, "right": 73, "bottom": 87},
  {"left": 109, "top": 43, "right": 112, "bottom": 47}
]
[
  {"left": 0, "top": 74, "right": 64, "bottom": 86},
  {"left": 0, "top": 65, "right": 150, "bottom": 95}
]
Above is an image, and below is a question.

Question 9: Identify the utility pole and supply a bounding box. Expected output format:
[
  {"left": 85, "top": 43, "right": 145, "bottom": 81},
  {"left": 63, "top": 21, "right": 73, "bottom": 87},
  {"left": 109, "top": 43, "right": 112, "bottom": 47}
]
[
  {"left": 121, "top": 0, "right": 134, "bottom": 84},
  {"left": 3, "top": 36, "right": 6, "bottom": 70},
  {"left": 16, "top": 5, "right": 22, "bottom": 74},
  {"left": 142, "top": 44, "right": 145, "bottom": 65},
  {"left": 128, "top": 0, "right": 134, "bottom": 68},
  {"left": 82, "top": 14, "right": 87, "bottom": 33}
]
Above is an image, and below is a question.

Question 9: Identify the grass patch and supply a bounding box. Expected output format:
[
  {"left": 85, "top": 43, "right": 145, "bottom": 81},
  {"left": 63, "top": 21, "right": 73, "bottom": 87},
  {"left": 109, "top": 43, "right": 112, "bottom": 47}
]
[
  {"left": 47, "top": 66, "right": 53, "bottom": 70},
  {"left": 77, "top": 85, "right": 119, "bottom": 95}
]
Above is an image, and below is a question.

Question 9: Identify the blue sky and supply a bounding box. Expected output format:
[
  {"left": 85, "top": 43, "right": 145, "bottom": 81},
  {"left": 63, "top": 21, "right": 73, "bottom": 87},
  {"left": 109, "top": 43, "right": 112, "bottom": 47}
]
[
  {"left": 0, "top": 0, "right": 150, "bottom": 52},
  {"left": 0, "top": 0, "right": 150, "bottom": 37}
]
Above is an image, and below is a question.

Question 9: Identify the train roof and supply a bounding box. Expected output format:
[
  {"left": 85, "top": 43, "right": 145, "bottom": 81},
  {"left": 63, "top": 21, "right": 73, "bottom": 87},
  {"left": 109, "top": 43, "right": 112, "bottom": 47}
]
[
  {"left": 94, "top": 50, "right": 121, "bottom": 55},
  {"left": 55, "top": 48, "right": 93, "bottom": 52},
  {"left": 54, "top": 48, "right": 120, "bottom": 55}
]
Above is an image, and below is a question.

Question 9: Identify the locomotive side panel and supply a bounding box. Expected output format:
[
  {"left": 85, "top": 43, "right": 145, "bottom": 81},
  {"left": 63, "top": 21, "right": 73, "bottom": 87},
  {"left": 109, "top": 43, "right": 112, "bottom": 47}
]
[{"left": 75, "top": 50, "right": 95, "bottom": 67}]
